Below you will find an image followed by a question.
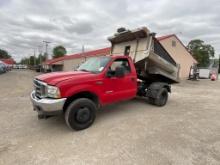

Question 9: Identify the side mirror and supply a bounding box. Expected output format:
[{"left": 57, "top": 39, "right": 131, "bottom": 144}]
[
  {"left": 115, "top": 66, "right": 125, "bottom": 77},
  {"left": 106, "top": 70, "right": 114, "bottom": 77}
]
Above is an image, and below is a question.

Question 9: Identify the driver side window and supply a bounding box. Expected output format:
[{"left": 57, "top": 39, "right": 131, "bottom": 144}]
[{"left": 108, "top": 59, "right": 131, "bottom": 76}]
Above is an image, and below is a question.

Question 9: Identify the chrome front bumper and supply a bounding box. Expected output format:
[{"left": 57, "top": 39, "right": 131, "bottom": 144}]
[{"left": 30, "top": 91, "right": 66, "bottom": 115}]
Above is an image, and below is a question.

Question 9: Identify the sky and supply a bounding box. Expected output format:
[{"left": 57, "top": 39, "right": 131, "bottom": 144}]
[{"left": 0, "top": 0, "right": 219, "bottom": 62}]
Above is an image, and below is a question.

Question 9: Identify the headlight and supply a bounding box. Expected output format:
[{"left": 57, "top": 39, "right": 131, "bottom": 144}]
[{"left": 46, "top": 85, "right": 61, "bottom": 98}]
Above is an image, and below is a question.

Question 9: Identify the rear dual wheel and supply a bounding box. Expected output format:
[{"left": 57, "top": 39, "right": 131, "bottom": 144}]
[
  {"left": 148, "top": 88, "right": 168, "bottom": 106},
  {"left": 65, "top": 98, "right": 96, "bottom": 130}
]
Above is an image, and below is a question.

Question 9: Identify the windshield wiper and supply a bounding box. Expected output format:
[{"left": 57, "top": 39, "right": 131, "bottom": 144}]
[
  {"left": 79, "top": 69, "right": 91, "bottom": 72},
  {"left": 78, "top": 69, "right": 98, "bottom": 74}
]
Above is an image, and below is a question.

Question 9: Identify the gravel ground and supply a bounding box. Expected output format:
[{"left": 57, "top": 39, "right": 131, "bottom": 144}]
[{"left": 0, "top": 70, "right": 220, "bottom": 165}]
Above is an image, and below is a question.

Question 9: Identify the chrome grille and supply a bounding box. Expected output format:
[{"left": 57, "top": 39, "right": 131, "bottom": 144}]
[{"left": 33, "top": 79, "right": 47, "bottom": 98}]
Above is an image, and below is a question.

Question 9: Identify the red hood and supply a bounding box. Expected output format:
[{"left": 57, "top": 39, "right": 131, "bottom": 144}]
[{"left": 36, "top": 71, "right": 94, "bottom": 85}]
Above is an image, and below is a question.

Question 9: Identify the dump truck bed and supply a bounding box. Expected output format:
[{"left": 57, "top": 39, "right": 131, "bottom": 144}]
[{"left": 108, "top": 27, "right": 179, "bottom": 83}]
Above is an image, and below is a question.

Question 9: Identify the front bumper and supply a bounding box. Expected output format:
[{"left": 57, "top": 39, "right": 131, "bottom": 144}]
[{"left": 30, "top": 91, "right": 66, "bottom": 116}]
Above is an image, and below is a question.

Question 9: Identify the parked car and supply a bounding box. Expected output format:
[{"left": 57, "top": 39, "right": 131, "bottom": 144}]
[
  {"left": 21, "top": 65, "right": 27, "bottom": 69},
  {"left": 13, "top": 64, "right": 28, "bottom": 69},
  {"left": 35, "top": 65, "right": 42, "bottom": 72},
  {"left": 13, "top": 64, "right": 18, "bottom": 69},
  {"left": 4, "top": 63, "right": 12, "bottom": 71},
  {"left": 13, "top": 64, "right": 20, "bottom": 69},
  {"left": 0, "top": 64, "right": 4, "bottom": 73},
  {"left": 0, "top": 62, "right": 7, "bottom": 73},
  {"left": 198, "top": 68, "right": 210, "bottom": 79},
  {"left": 18, "top": 64, "right": 24, "bottom": 69}
]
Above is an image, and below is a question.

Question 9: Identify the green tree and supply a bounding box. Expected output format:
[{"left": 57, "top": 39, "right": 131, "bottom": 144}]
[
  {"left": 20, "top": 56, "right": 38, "bottom": 66},
  {"left": 29, "top": 56, "right": 36, "bottom": 66},
  {"left": 52, "top": 45, "right": 66, "bottom": 59},
  {"left": 187, "top": 39, "right": 215, "bottom": 67},
  {"left": 0, "top": 49, "right": 11, "bottom": 59},
  {"left": 20, "top": 53, "right": 47, "bottom": 66},
  {"left": 36, "top": 53, "right": 46, "bottom": 65},
  {"left": 20, "top": 57, "right": 29, "bottom": 65}
]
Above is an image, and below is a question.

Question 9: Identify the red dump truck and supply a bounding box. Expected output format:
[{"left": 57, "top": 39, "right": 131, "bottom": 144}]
[{"left": 31, "top": 27, "right": 179, "bottom": 130}]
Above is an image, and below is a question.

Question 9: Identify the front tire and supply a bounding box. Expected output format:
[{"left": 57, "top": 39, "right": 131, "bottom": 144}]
[{"left": 65, "top": 98, "right": 97, "bottom": 130}]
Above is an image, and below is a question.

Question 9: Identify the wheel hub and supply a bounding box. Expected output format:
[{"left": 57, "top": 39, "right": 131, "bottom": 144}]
[{"left": 76, "top": 107, "right": 91, "bottom": 123}]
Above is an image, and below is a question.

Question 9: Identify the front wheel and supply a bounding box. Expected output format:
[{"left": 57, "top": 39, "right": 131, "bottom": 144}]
[{"left": 65, "top": 98, "right": 97, "bottom": 130}]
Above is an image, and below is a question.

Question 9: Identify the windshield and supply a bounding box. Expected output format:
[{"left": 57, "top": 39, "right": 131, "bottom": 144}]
[{"left": 77, "top": 56, "right": 111, "bottom": 73}]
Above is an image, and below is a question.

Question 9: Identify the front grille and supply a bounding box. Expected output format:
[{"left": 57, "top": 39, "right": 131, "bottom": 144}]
[{"left": 33, "top": 79, "right": 47, "bottom": 98}]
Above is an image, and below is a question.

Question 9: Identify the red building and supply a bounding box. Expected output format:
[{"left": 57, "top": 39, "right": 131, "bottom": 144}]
[{"left": 0, "top": 58, "right": 16, "bottom": 65}]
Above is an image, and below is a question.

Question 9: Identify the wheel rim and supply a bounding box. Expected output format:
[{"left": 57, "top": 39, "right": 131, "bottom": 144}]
[{"left": 75, "top": 107, "right": 91, "bottom": 124}]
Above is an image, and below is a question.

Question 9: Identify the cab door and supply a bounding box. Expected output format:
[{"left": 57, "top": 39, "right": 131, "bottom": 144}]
[{"left": 102, "top": 58, "right": 137, "bottom": 104}]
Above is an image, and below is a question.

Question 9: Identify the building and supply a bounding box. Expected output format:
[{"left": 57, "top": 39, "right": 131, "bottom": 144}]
[
  {"left": 0, "top": 58, "right": 16, "bottom": 66},
  {"left": 157, "top": 34, "right": 197, "bottom": 79},
  {"left": 43, "top": 47, "right": 111, "bottom": 71}
]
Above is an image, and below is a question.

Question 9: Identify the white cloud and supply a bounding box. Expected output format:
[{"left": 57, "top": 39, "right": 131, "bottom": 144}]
[{"left": 0, "top": 0, "right": 220, "bottom": 61}]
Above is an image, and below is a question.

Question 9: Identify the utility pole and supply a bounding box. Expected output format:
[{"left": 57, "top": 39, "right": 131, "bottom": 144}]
[
  {"left": 33, "top": 48, "right": 36, "bottom": 66},
  {"left": 43, "top": 41, "right": 51, "bottom": 60},
  {"left": 38, "top": 45, "right": 43, "bottom": 72},
  {"left": 38, "top": 45, "right": 43, "bottom": 64},
  {"left": 29, "top": 54, "right": 31, "bottom": 66}
]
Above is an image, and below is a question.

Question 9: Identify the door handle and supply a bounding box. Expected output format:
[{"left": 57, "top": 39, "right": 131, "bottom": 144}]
[{"left": 96, "top": 81, "right": 103, "bottom": 85}]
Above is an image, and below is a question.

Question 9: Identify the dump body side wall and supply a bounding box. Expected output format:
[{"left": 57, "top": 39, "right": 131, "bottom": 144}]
[{"left": 111, "top": 38, "right": 148, "bottom": 59}]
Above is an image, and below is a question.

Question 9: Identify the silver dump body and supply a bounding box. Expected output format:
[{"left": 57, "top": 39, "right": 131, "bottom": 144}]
[{"left": 108, "top": 27, "right": 179, "bottom": 83}]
